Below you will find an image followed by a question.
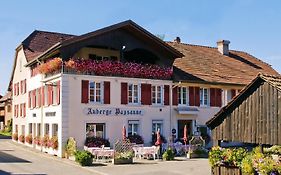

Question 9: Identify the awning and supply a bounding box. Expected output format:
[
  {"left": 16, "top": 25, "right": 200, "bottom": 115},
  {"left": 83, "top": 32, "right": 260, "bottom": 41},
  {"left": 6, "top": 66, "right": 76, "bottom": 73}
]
[{"left": 175, "top": 106, "right": 199, "bottom": 115}]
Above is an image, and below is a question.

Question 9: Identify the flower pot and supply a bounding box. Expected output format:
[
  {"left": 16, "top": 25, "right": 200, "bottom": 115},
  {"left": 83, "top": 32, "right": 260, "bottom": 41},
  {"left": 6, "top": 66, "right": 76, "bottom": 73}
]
[{"left": 113, "top": 158, "right": 133, "bottom": 165}]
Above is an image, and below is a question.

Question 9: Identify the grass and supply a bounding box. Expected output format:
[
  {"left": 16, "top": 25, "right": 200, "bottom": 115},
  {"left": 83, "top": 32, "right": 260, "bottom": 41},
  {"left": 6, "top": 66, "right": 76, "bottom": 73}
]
[{"left": 0, "top": 131, "right": 12, "bottom": 136}]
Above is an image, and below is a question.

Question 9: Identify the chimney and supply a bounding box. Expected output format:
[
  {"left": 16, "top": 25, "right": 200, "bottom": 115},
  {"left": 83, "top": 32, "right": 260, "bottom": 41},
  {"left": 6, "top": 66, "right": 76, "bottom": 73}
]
[
  {"left": 174, "top": 37, "right": 181, "bottom": 43},
  {"left": 217, "top": 40, "right": 230, "bottom": 55}
]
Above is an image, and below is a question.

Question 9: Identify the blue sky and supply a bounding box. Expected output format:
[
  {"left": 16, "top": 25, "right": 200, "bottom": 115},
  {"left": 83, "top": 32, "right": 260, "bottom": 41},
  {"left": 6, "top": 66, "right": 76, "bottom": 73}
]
[{"left": 0, "top": 0, "right": 280, "bottom": 95}]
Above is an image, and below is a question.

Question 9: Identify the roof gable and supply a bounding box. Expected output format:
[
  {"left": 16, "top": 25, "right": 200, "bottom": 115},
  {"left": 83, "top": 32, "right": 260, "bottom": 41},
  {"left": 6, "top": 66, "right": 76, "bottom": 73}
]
[
  {"left": 22, "top": 30, "right": 75, "bottom": 61},
  {"left": 206, "top": 73, "right": 281, "bottom": 129}
]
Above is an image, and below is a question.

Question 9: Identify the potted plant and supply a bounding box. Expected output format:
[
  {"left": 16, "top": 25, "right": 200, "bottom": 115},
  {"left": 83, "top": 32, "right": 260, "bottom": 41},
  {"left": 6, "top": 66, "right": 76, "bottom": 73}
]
[
  {"left": 65, "top": 137, "right": 77, "bottom": 160},
  {"left": 74, "top": 150, "right": 93, "bottom": 166},
  {"left": 113, "top": 151, "right": 134, "bottom": 164},
  {"left": 25, "top": 134, "right": 33, "bottom": 144},
  {"left": 19, "top": 134, "right": 25, "bottom": 143},
  {"left": 163, "top": 148, "right": 175, "bottom": 161},
  {"left": 12, "top": 132, "right": 18, "bottom": 141}
]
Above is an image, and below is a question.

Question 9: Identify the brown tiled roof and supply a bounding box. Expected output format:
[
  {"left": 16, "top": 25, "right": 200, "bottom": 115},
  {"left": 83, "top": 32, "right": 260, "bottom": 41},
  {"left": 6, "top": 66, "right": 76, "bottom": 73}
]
[
  {"left": 169, "top": 42, "right": 279, "bottom": 85},
  {"left": 0, "top": 91, "right": 11, "bottom": 102},
  {"left": 22, "top": 30, "right": 75, "bottom": 61}
]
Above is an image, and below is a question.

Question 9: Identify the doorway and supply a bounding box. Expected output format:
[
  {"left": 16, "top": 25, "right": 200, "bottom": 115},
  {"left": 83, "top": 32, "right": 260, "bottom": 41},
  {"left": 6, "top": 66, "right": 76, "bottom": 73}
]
[{"left": 177, "top": 120, "right": 192, "bottom": 140}]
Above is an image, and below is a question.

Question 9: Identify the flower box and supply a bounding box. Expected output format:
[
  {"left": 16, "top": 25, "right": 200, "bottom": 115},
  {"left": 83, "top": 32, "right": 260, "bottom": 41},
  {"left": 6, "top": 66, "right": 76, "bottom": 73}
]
[
  {"left": 212, "top": 166, "right": 242, "bottom": 175},
  {"left": 113, "top": 157, "right": 133, "bottom": 165}
]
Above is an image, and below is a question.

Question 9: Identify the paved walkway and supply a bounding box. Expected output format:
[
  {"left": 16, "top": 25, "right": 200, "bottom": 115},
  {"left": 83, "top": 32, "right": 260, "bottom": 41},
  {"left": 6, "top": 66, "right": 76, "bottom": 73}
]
[{"left": 0, "top": 138, "right": 211, "bottom": 175}]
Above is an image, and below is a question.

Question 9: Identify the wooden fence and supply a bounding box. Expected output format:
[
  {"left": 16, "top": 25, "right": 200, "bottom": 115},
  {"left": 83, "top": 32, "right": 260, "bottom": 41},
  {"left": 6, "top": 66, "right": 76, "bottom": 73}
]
[{"left": 212, "top": 166, "right": 242, "bottom": 175}]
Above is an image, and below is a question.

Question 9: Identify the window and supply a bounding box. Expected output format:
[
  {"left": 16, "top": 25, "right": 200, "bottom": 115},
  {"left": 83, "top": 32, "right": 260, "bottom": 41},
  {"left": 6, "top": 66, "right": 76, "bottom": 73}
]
[
  {"left": 152, "top": 85, "right": 163, "bottom": 105},
  {"left": 7, "top": 105, "right": 11, "bottom": 112},
  {"left": 200, "top": 88, "right": 209, "bottom": 106},
  {"left": 15, "top": 124, "right": 18, "bottom": 133},
  {"left": 128, "top": 120, "right": 139, "bottom": 136},
  {"left": 89, "top": 82, "right": 102, "bottom": 103},
  {"left": 128, "top": 84, "right": 139, "bottom": 104},
  {"left": 29, "top": 123, "right": 32, "bottom": 134},
  {"left": 21, "top": 125, "right": 25, "bottom": 135},
  {"left": 86, "top": 123, "right": 105, "bottom": 138},
  {"left": 152, "top": 120, "right": 163, "bottom": 134},
  {"left": 52, "top": 124, "right": 58, "bottom": 136},
  {"left": 178, "top": 87, "right": 188, "bottom": 105},
  {"left": 45, "top": 123, "right": 49, "bottom": 135},
  {"left": 37, "top": 123, "right": 41, "bottom": 136}
]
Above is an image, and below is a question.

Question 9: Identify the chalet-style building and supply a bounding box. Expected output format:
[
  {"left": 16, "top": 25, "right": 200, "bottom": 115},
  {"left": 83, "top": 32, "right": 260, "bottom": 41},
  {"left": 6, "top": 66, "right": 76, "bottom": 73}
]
[
  {"left": 206, "top": 74, "right": 281, "bottom": 146},
  {"left": 10, "top": 20, "right": 278, "bottom": 157},
  {"left": 0, "top": 92, "right": 12, "bottom": 129}
]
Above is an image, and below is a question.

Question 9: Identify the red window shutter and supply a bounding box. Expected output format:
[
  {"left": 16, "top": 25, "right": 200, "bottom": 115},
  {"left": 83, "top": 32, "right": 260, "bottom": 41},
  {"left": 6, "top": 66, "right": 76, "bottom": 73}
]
[
  {"left": 210, "top": 88, "right": 216, "bottom": 107},
  {"left": 48, "top": 86, "right": 52, "bottom": 106},
  {"left": 216, "top": 88, "right": 222, "bottom": 107},
  {"left": 231, "top": 89, "right": 236, "bottom": 98},
  {"left": 141, "top": 84, "right": 151, "bottom": 105},
  {"left": 19, "top": 104, "right": 22, "bottom": 117},
  {"left": 17, "top": 83, "right": 19, "bottom": 96},
  {"left": 41, "top": 87, "right": 45, "bottom": 106},
  {"left": 189, "top": 87, "right": 195, "bottom": 106},
  {"left": 24, "top": 79, "right": 26, "bottom": 93},
  {"left": 28, "top": 91, "right": 31, "bottom": 108},
  {"left": 16, "top": 105, "right": 18, "bottom": 117},
  {"left": 57, "top": 81, "right": 60, "bottom": 105},
  {"left": 121, "top": 82, "right": 128, "bottom": 104},
  {"left": 33, "top": 90, "right": 36, "bottom": 108},
  {"left": 194, "top": 87, "right": 200, "bottom": 106},
  {"left": 164, "top": 85, "right": 170, "bottom": 105},
  {"left": 104, "top": 81, "right": 110, "bottom": 104},
  {"left": 172, "top": 87, "right": 178, "bottom": 105},
  {"left": 81, "top": 80, "right": 89, "bottom": 103},
  {"left": 23, "top": 103, "right": 26, "bottom": 117},
  {"left": 14, "top": 84, "right": 16, "bottom": 96}
]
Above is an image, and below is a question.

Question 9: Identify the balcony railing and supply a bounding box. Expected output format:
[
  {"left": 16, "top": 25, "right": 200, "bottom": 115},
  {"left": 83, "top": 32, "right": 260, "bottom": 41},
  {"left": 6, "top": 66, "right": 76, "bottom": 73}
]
[{"left": 40, "top": 58, "right": 173, "bottom": 80}]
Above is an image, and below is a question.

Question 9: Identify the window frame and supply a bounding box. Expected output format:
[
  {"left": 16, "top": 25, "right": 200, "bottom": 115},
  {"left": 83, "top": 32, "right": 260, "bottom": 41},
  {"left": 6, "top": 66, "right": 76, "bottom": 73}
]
[
  {"left": 128, "top": 120, "right": 139, "bottom": 136},
  {"left": 200, "top": 88, "right": 210, "bottom": 106},
  {"left": 152, "top": 85, "right": 164, "bottom": 105},
  {"left": 86, "top": 123, "right": 106, "bottom": 138},
  {"left": 152, "top": 120, "right": 163, "bottom": 134},
  {"left": 178, "top": 86, "right": 189, "bottom": 105},
  {"left": 89, "top": 81, "right": 103, "bottom": 104},
  {"left": 128, "top": 83, "right": 140, "bottom": 105}
]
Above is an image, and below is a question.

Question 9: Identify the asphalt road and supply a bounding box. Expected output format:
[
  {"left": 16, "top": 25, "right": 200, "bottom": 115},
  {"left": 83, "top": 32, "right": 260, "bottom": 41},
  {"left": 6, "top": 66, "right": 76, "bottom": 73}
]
[
  {"left": 0, "top": 137, "right": 100, "bottom": 175},
  {"left": 0, "top": 136, "right": 211, "bottom": 175}
]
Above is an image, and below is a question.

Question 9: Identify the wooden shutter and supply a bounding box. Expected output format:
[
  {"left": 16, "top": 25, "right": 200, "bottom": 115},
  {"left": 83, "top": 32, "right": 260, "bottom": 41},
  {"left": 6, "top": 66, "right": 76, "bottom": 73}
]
[
  {"left": 210, "top": 88, "right": 216, "bottom": 107},
  {"left": 164, "top": 85, "right": 170, "bottom": 105},
  {"left": 194, "top": 87, "right": 200, "bottom": 106},
  {"left": 231, "top": 89, "right": 236, "bottom": 98},
  {"left": 189, "top": 87, "right": 195, "bottom": 106},
  {"left": 41, "top": 87, "right": 45, "bottom": 106},
  {"left": 28, "top": 91, "right": 31, "bottom": 108},
  {"left": 216, "top": 88, "right": 222, "bottom": 107},
  {"left": 121, "top": 82, "right": 128, "bottom": 104},
  {"left": 172, "top": 87, "right": 178, "bottom": 105},
  {"left": 104, "top": 81, "right": 110, "bottom": 104},
  {"left": 141, "top": 84, "right": 151, "bottom": 105},
  {"left": 38, "top": 88, "right": 41, "bottom": 107},
  {"left": 17, "top": 83, "right": 19, "bottom": 96},
  {"left": 32, "top": 90, "right": 36, "bottom": 108},
  {"left": 20, "top": 104, "right": 22, "bottom": 117},
  {"left": 14, "top": 84, "right": 16, "bottom": 96},
  {"left": 81, "top": 80, "right": 89, "bottom": 104},
  {"left": 24, "top": 79, "right": 26, "bottom": 93},
  {"left": 56, "top": 81, "right": 60, "bottom": 105},
  {"left": 23, "top": 103, "right": 26, "bottom": 117}
]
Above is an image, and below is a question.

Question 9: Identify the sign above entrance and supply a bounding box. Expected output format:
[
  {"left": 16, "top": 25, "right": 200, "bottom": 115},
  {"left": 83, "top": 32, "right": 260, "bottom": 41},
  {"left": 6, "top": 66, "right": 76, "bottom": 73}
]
[{"left": 84, "top": 107, "right": 144, "bottom": 116}]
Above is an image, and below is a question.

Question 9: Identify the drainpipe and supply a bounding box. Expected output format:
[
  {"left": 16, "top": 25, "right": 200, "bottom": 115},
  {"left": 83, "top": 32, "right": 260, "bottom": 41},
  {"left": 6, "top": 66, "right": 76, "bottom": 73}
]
[{"left": 170, "top": 81, "right": 181, "bottom": 141}]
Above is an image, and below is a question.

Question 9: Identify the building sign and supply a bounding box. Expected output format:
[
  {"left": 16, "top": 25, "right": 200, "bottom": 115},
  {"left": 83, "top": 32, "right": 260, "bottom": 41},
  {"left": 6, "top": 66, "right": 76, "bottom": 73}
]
[{"left": 84, "top": 107, "right": 144, "bottom": 116}]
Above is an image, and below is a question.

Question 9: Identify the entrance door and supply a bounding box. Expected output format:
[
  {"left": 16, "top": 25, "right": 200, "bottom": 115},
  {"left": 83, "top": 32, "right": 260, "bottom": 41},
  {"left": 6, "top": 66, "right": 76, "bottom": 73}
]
[{"left": 177, "top": 120, "right": 192, "bottom": 140}]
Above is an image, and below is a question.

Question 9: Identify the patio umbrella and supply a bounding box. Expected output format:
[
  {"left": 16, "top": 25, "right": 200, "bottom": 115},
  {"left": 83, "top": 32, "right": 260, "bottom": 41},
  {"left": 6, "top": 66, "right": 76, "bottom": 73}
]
[
  {"left": 183, "top": 125, "right": 188, "bottom": 145},
  {"left": 155, "top": 129, "right": 162, "bottom": 146},
  {"left": 122, "top": 125, "right": 126, "bottom": 141}
]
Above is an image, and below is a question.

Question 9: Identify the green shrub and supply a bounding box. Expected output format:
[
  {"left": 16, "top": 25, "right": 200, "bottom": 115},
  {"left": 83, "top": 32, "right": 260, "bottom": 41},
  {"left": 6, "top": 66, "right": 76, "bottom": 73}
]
[
  {"left": 75, "top": 150, "right": 93, "bottom": 166},
  {"left": 163, "top": 148, "right": 174, "bottom": 161}
]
